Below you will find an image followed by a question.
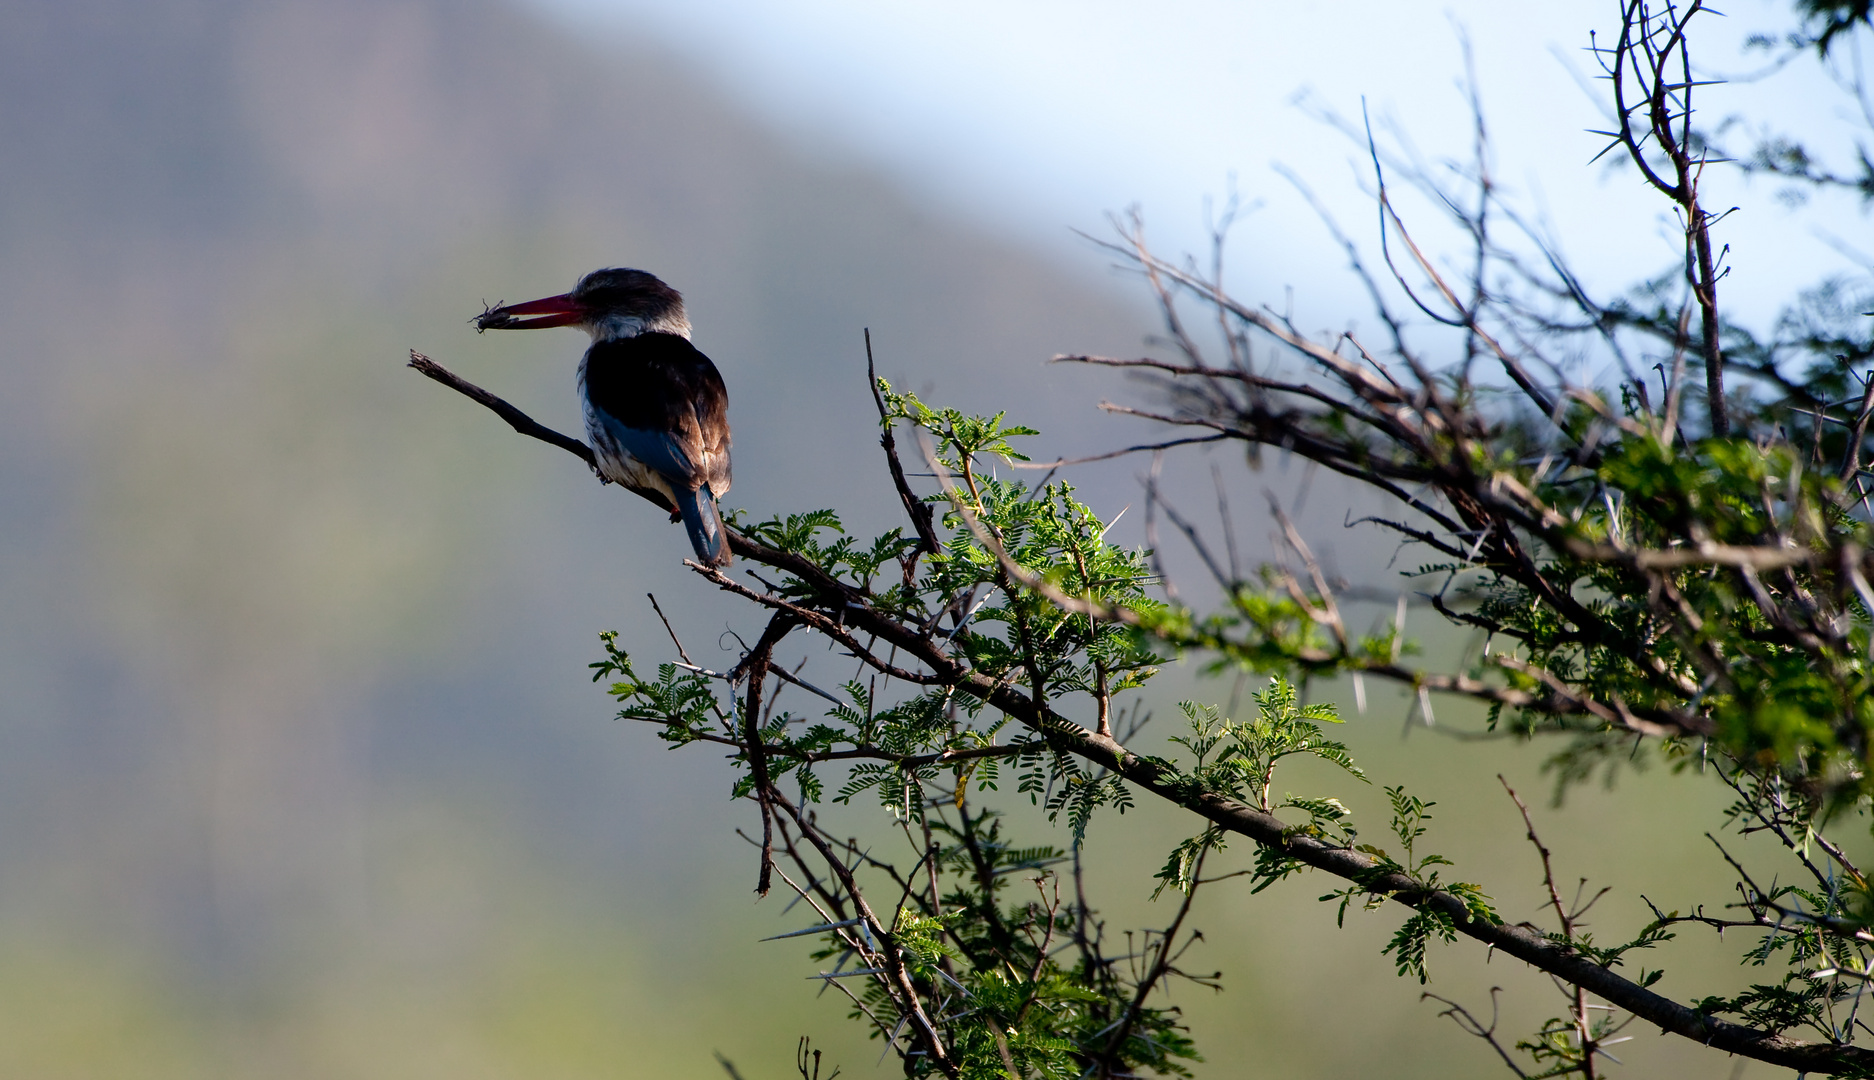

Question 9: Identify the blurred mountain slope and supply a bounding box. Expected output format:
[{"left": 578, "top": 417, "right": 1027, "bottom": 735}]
[{"left": 0, "top": 0, "right": 1156, "bottom": 1072}]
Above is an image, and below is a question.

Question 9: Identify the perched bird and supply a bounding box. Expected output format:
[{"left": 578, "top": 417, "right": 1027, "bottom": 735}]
[{"left": 477, "top": 268, "right": 733, "bottom": 566}]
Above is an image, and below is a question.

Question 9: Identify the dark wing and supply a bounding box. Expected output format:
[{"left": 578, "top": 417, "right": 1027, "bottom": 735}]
[{"left": 582, "top": 332, "right": 732, "bottom": 495}]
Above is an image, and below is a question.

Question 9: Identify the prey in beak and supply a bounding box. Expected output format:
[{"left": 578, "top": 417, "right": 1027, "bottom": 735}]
[
  {"left": 475, "top": 293, "right": 585, "bottom": 331},
  {"left": 469, "top": 266, "right": 732, "bottom": 565}
]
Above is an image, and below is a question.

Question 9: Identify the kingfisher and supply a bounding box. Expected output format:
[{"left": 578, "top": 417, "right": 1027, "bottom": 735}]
[{"left": 477, "top": 268, "right": 733, "bottom": 566}]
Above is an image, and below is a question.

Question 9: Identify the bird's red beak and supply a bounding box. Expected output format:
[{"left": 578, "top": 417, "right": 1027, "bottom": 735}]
[{"left": 475, "top": 292, "right": 585, "bottom": 331}]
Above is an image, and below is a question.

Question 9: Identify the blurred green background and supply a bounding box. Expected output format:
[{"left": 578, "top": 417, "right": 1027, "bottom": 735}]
[{"left": 0, "top": 0, "right": 1846, "bottom": 1076}]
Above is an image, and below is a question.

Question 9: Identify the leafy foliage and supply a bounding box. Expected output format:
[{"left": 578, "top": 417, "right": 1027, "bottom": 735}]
[
  {"left": 547, "top": 7, "right": 1874, "bottom": 1078},
  {"left": 593, "top": 392, "right": 1211, "bottom": 1078},
  {"left": 1164, "top": 679, "right": 1363, "bottom": 813}
]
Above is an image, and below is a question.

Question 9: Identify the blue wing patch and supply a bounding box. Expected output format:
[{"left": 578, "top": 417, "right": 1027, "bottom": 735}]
[{"left": 595, "top": 411, "right": 697, "bottom": 484}]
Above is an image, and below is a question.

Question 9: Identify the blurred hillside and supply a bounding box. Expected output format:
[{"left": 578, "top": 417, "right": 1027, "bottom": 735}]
[
  {"left": 0, "top": 1, "right": 1797, "bottom": 1077},
  {"left": 0, "top": 0, "right": 1157, "bottom": 1071}
]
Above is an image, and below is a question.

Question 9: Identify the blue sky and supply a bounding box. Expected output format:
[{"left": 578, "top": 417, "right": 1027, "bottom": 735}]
[{"left": 528, "top": 0, "right": 1870, "bottom": 337}]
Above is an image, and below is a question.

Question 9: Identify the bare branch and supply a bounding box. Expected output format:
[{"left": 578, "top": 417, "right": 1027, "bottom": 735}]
[
  {"left": 408, "top": 349, "right": 676, "bottom": 515},
  {"left": 867, "top": 330, "right": 942, "bottom": 555}
]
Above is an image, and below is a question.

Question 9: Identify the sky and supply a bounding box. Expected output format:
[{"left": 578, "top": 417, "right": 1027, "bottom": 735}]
[{"left": 527, "top": 0, "right": 1873, "bottom": 339}]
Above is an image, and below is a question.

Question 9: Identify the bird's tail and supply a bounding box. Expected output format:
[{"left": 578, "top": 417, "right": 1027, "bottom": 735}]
[{"left": 675, "top": 484, "right": 731, "bottom": 567}]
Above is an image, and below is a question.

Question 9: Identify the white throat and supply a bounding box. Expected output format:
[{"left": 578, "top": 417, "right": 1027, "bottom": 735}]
[{"left": 585, "top": 311, "right": 692, "bottom": 342}]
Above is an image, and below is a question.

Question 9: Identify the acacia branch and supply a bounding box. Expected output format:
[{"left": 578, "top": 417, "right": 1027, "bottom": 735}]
[
  {"left": 1427, "top": 991, "right": 1533, "bottom": 1079},
  {"left": 1097, "top": 834, "right": 1209, "bottom": 1075},
  {"left": 617, "top": 717, "right": 1026, "bottom": 767},
  {"left": 767, "top": 786, "right": 957, "bottom": 1076},
  {"left": 411, "top": 347, "right": 1874, "bottom": 1075},
  {"left": 1070, "top": 733, "right": 1874, "bottom": 1075},
  {"left": 867, "top": 330, "right": 942, "bottom": 556},
  {"left": 738, "top": 612, "right": 796, "bottom": 896},
  {"left": 408, "top": 350, "right": 677, "bottom": 515}
]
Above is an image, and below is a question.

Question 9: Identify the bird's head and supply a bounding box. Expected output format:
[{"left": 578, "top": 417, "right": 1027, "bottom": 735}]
[{"left": 475, "top": 268, "right": 691, "bottom": 341}]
